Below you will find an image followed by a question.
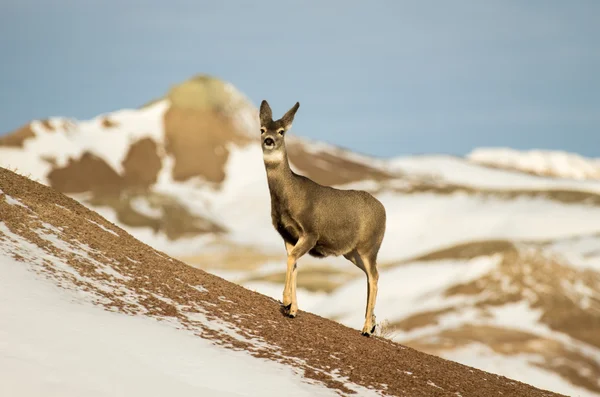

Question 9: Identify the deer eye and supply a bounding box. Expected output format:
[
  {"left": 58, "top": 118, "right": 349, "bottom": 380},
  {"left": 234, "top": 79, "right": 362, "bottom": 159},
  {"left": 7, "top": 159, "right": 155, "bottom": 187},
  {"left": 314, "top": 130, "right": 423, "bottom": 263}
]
[
  {"left": 277, "top": 129, "right": 285, "bottom": 136},
  {"left": 260, "top": 127, "right": 266, "bottom": 134}
]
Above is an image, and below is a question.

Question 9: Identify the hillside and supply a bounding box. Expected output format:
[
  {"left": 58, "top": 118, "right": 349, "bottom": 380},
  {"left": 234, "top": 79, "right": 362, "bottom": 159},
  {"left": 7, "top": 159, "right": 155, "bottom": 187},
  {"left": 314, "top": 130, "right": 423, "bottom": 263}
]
[
  {"left": 2, "top": 74, "right": 600, "bottom": 396},
  {"left": 0, "top": 166, "right": 567, "bottom": 396}
]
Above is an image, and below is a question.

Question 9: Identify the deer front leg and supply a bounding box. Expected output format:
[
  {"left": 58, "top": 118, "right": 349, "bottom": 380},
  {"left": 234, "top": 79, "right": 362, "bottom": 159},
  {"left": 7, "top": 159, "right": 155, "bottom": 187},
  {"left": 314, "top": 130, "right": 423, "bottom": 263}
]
[
  {"left": 282, "top": 234, "right": 317, "bottom": 318},
  {"left": 359, "top": 252, "right": 379, "bottom": 336},
  {"left": 282, "top": 241, "right": 296, "bottom": 316}
]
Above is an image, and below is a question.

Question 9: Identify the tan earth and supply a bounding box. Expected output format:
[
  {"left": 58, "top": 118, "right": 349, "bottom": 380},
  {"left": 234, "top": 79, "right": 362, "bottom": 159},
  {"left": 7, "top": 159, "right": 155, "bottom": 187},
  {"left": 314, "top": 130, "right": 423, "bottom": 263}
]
[{"left": 0, "top": 123, "right": 35, "bottom": 147}]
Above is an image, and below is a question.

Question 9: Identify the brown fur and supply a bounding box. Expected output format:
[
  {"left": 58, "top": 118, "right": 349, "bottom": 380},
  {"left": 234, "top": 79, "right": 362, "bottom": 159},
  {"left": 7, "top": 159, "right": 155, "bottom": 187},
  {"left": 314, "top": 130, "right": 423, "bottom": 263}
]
[{"left": 259, "top": 100, "right": 386, "bottom": 336}]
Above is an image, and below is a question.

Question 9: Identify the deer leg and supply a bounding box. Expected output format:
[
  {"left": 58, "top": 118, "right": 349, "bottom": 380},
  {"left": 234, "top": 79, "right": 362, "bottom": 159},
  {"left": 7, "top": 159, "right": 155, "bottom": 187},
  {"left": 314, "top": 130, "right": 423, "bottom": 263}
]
[
  {"left": 282, "top": 234, "right": 317, "bottom": 318},
  {"left": 358, "top": 252, "right": 379, "bottom": 336},
  {"left": 344, "top": 249, "right": 365, "bottom": 272},
  {"left": 344, "top": 250, "right": 377, "bottom": 336},
  {"left": 283, "top": 241, "right": 298, "bottom": 317}
]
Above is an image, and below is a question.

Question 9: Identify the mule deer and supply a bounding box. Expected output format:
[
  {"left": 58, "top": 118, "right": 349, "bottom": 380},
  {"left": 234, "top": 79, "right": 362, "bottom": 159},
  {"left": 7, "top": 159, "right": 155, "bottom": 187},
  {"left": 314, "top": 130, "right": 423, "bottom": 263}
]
[{"left": 259, "top": 100, "right": 387, "bottom": 336}]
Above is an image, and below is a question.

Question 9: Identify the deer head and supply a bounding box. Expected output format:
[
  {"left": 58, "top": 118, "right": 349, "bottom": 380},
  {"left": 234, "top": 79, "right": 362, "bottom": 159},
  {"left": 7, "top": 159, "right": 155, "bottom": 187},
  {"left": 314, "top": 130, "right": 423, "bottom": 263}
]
[{"left": 259, "top": 100, "right": 300, "bottom": 159}]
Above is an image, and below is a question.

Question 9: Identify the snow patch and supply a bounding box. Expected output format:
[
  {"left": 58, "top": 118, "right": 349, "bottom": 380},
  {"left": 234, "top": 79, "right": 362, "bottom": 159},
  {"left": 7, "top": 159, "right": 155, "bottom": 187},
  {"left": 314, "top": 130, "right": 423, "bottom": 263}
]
[
  {"left": 0, "top": 255, "right": 340, "bottom": 397},
  {"left": 469, "top": 147, "right": 600, "bottom": 181},
  {"left": 130, "top": 197, "right": 162, "bottom": 219},
  {"left": 2, "top": 192, "right": 29, "bottom": 209},
  {"left": 87, "top": 219, "right": 119, "bottom": 237}
]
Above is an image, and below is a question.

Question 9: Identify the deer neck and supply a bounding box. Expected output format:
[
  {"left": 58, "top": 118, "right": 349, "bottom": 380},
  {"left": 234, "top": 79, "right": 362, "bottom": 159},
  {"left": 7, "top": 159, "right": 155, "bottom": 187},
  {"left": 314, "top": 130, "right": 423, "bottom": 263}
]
[{"left": 263, "top": 146, "right": 294, "bottom": 196}]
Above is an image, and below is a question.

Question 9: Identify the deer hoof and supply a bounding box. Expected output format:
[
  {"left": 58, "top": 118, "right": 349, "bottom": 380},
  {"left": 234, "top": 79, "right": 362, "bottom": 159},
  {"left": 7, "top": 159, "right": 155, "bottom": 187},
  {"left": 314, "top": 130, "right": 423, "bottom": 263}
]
[
  {"left": 287, "top": 304, "right": 298, "bottom": 318},
  {"left": 280, "top": 303, "right": 293, "bottom": 317},
  {"left": 361, "top": 322, "right": 376, "bottom": 337}
]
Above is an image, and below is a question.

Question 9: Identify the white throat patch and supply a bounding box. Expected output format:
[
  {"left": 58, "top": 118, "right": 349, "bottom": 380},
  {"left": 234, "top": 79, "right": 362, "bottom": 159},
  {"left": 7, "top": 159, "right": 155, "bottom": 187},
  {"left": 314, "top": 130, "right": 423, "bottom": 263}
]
[{"left": 263, "top": 150, "right": 285, "bottom": 163}]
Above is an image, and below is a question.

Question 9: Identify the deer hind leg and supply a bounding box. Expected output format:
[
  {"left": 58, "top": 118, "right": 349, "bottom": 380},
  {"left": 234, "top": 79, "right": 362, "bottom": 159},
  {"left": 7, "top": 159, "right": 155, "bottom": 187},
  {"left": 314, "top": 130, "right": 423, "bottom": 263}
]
[
  {"left": 343, "top": 249, "right": 366, "bottom": 272},
  {"left": 282, "top": 234, "right": 317, "bottom": 318},
  {"left": 345, "top": 249, "right": 379, "bottom": 336}
]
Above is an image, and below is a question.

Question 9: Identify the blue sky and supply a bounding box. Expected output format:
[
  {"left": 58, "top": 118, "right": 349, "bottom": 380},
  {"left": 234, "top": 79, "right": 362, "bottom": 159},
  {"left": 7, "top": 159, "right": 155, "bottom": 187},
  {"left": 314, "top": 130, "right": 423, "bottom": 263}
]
[{"left": 0, "top": 0, "right": 598, "bottom": 158}]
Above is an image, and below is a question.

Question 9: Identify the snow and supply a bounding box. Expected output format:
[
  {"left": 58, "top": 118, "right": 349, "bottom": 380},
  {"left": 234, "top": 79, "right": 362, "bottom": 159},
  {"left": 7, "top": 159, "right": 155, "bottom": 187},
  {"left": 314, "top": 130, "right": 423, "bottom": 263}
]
[
  {"left": 388, "top": 154, "right": 600, "bottom": 194},
  {"left": 468, "top": 147, "right": 600, "bottom": 181},
  {"left": 1, "top": 189, "right": 29, "bottom": 208},
  {"left": 375, "top": 191, "right": 600, "bottom": 263},
  {"left": 547, "top": 235, "right": 600, "bottom": 271},
  {"left": 87, "top": 219, "right": 120, "bottom": 237},
  {"left": 0, "top": 257, "right": 340, "bottom": 397},
  {"left": 129, "top": 196, "right": 163, "bottom": 219},
  {"left": 447, "top": 343, "right": 598, "bottom": 397},
  {"left": 197, "top": 145, "right": 278, "bottom": 247},
  {"left": 0, "top": 221, "right": 129, "bottom": 293}
]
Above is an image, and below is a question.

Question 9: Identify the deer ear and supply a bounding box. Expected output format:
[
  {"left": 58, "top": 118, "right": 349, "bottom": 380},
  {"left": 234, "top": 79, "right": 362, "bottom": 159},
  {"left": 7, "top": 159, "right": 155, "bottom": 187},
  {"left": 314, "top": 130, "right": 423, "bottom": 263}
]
[
  {"left": 281, "top": 102, "right": 300, "bottom": 131},
  {"left": 259, "top": 100, "right": 273, "bottom": 126}
]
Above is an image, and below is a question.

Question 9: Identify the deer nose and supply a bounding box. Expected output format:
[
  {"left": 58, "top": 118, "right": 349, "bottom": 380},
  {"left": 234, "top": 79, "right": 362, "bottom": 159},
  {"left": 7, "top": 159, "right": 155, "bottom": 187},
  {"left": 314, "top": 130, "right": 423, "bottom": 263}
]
[{"left": 264, "top": 137, "right": 274, "bottom": 146}]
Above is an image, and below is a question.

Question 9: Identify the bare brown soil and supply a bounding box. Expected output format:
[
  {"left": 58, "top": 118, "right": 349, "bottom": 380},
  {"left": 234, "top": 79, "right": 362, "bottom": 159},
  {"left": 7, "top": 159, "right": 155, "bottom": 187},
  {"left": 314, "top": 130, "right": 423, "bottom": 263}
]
[
  {"left": 162, "top": 74, "right": 252, "bottom": 184},
  {"left": 0, "top": 166, "right": 563, "bottom": 397},
  {"left": 40, "top": 119, "right": 55, "bottom": 131},
  {"left": 122, "top": 137, "right": 162, "bottom": 188},
  {"left": 0, "top": 123, "right": 35, "bottom": 147},
  {"left": 101, "top": 117, "right": 118, "bottom": 128},
  {"left": 47, "top": 151, "right": 123, "bottom": 194},
  {"left": 412, "top": 240, "right": 516, "bottom": 262},
  {"left": 391, "top": 308, "right": 455, "bottom": 332},
  {"left": 386, "top": 180, "right": 600, "bottom": 207},
  {"left": 379, "top": 240, "right": 517, "bottom": 270},
  {"left": 287, "top": 140, "right": 393, "bottom": 186},
  {"left": 47, "top": 138, "right": 163, "bottom": 194},
  {"left": 163, "top": 106, "right": 249, "bottom": 183}
]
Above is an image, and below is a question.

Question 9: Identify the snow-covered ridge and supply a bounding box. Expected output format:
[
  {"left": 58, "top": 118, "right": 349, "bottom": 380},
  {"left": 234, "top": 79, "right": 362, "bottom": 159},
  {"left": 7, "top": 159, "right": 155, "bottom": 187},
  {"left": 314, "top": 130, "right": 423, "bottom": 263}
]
[
  {"left": 468, "top": 147, "right": 600, "bottom": 181},
  {"left": 0, "top": 100, "right": 171, "bottom": 184}
]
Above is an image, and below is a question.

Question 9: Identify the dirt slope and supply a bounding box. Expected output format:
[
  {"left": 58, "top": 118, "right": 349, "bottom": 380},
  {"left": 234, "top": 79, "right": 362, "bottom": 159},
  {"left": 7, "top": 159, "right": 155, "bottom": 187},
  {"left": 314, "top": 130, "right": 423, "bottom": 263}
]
[{"left": 0, "top": 166, "right": 564, "bottom": 397}]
